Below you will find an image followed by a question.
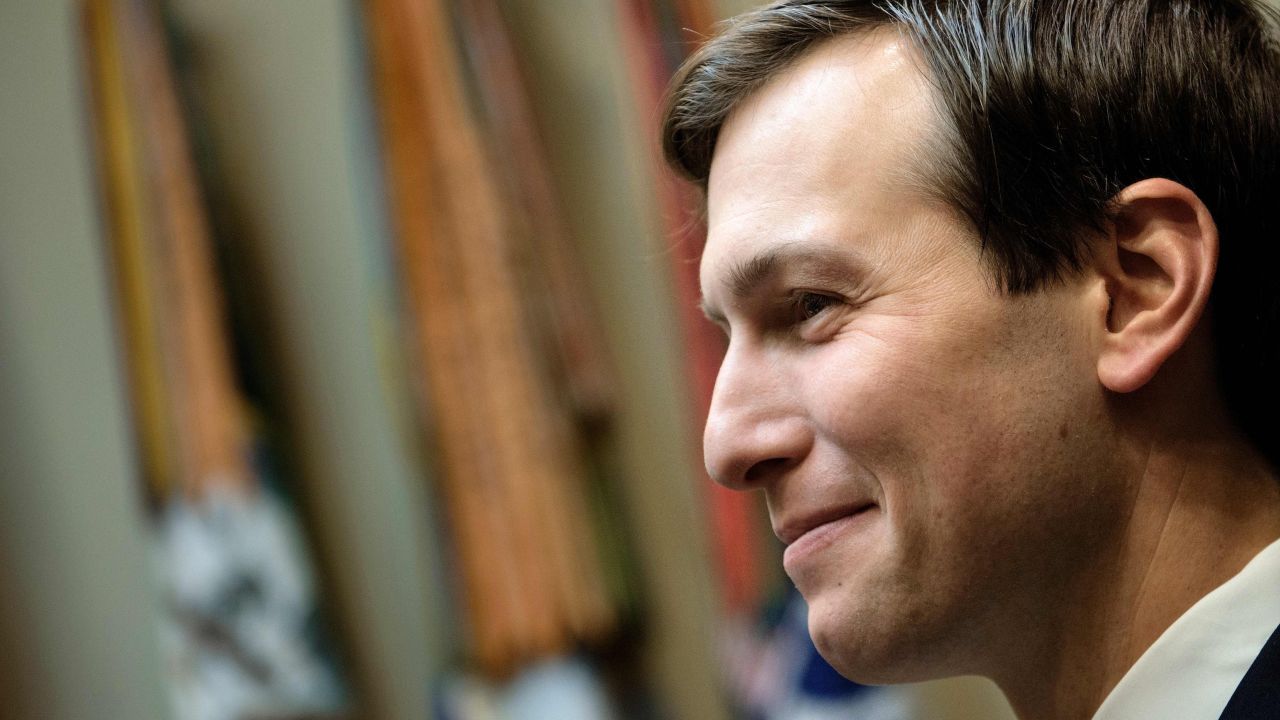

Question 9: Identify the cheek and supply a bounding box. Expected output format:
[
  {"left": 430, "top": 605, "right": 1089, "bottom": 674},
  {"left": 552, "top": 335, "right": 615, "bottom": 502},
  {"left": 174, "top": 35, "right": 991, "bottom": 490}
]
[
  {"left": 798, "top": 328, "right": 992, "bottom": 558},
  {"left": 801, "top": 313, "right": 1096, "bottom": 563},
  {"left": 804, "top": 320, "right": 1005, "bottom": 489}
]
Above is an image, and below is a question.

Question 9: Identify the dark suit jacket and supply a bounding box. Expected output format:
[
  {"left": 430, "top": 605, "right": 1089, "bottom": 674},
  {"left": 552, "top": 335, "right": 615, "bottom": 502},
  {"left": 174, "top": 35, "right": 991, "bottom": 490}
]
[{"left": 1220, "top": 623, "right": 1280, "bottom": 719}]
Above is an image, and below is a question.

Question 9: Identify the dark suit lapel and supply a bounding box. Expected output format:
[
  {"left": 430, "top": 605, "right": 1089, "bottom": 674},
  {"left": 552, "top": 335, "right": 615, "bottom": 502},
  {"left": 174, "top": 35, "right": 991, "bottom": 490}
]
[{"left": 1219, "top": 622, "right": 1280, "bottom": 719}]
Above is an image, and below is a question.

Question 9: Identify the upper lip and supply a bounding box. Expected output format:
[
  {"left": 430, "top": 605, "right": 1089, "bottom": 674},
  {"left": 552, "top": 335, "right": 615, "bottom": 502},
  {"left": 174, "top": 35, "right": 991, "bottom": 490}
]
[{"left": 774, "top": 502, "right": 874, "bottom": 546}]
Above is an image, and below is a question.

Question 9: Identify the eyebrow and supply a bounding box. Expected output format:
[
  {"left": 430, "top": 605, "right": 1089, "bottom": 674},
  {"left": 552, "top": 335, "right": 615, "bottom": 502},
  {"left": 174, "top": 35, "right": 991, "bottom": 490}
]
[
  {"left": 699, "top": 243, "right": 864, "bottom": 324},
  {"left": 699, "top": 247, "right": 790, "bottom": 326},
  {"left": 727, "top": 247, "right": 791, "bottom": 299}
]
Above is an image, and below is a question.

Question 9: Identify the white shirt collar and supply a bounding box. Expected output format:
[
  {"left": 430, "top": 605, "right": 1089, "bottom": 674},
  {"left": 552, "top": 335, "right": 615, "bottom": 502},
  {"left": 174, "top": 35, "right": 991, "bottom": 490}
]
[{"left": 1092, "top": 536, "right": 1280, "bottom": 720}]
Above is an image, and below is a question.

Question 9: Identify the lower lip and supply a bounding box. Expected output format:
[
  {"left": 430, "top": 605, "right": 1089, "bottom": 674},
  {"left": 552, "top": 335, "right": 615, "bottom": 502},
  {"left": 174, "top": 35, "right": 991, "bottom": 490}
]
[{"left": 783, "top": 507, "right": 876, "bottom": 574}]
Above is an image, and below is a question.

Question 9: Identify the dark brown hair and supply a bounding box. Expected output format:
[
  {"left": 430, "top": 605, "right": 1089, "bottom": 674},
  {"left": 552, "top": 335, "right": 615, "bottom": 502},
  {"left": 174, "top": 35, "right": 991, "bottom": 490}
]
[{"left": 662, "top": 0, "right": 1280, "bottom": 468}]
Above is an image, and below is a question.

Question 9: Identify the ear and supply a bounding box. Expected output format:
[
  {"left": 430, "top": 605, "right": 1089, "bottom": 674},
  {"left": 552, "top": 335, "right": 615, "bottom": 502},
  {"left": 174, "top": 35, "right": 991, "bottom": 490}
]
[{"left": 1096, "top": 179, "right": 1218, "bottom": 394}]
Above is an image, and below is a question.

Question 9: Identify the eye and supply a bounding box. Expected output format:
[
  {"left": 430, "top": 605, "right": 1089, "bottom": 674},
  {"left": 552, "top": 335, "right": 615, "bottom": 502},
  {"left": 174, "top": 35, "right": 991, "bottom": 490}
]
[{"left": 793, "top": 291, "right": 839, "bottom": 322}]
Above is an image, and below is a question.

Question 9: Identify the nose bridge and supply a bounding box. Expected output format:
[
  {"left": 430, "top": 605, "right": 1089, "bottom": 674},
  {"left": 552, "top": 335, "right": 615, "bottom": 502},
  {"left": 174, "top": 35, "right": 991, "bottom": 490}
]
[{"left": 704, "top": 340, "right": 807, "bottom": 490}]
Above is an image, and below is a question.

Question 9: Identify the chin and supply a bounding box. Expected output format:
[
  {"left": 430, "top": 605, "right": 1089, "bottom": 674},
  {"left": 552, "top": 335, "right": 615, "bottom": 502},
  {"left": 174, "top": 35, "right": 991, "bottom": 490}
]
[{"left": 805, "top": 589, "right": 940, "bottom": 686}]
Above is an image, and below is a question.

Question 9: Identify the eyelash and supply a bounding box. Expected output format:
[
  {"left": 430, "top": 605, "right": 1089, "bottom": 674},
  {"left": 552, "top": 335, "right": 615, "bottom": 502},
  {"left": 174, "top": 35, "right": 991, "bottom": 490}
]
[{"left": 791, "top": 291, "right": 840, "bottom": 323}]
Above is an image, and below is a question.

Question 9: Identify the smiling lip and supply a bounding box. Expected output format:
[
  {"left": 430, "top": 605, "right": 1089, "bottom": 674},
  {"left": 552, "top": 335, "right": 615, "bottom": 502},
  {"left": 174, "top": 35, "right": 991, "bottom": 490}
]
[
  {"left": 776, "top": 504, "right": 875, "bottom": 547},
  {"left": 779, "top": 504, "right": 877, "bottom": 571}
]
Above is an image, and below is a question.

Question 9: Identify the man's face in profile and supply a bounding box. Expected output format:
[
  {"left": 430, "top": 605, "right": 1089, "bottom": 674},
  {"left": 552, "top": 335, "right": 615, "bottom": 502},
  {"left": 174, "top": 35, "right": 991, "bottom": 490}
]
[{"left": 698, "top": 30, "right": 1128, "bottom": 683}]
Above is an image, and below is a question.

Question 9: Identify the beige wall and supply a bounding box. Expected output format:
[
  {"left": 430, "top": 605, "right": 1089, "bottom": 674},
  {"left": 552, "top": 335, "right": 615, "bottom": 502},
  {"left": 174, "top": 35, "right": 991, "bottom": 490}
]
[
  {"left": 0, "top": 1, "right": 170, "bottom": 718},
  {"left": 497, "top": 1, "right": 729, "bottom": 717}
]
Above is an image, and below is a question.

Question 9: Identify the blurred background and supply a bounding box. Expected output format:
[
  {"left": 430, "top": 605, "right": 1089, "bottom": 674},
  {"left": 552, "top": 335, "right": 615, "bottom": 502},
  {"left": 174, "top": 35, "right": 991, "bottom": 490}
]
[{"left": 0, "top": 1, "right": 1017, "bottom": 718}]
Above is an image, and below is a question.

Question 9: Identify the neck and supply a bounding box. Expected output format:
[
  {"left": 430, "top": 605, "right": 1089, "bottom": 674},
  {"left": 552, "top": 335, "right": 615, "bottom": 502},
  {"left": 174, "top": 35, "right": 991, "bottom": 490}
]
[{"left": 993, "top": 432, "right": 1280, "bottom": 720}]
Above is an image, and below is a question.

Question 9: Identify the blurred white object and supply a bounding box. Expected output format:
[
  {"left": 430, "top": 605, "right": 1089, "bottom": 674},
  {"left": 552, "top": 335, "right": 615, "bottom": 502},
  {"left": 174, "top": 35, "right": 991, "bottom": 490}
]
[
  {"left": 155, "top": 484, "right": 348, "bottom": 720},
  {"left": 438, "top": 656, "right": 617, "bottom": 720}
]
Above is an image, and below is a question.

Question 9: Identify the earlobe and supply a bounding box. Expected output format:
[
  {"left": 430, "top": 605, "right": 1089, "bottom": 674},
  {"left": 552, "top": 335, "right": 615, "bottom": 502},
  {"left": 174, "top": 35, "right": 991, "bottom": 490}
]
[{"left": 1095, "top": 179, "right": 1218, "bottom": 394}]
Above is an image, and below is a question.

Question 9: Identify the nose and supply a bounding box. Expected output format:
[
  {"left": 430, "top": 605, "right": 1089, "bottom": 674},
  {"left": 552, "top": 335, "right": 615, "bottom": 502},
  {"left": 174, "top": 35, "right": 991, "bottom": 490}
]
[{"left": 703, "top": 342, "right": 811, "bottom": 490}]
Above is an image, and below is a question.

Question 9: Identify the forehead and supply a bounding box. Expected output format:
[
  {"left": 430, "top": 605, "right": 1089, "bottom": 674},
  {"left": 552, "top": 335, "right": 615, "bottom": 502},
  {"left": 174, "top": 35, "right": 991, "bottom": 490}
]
[{"left": 701, "top": 30, "right": 940, "bottom": 291}]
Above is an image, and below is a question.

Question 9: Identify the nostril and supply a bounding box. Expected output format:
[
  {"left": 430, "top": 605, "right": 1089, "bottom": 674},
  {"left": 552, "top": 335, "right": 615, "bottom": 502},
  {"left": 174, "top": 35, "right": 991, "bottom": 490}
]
[{"left": 744, "top": 456, "right": 793, "bottom": 485}]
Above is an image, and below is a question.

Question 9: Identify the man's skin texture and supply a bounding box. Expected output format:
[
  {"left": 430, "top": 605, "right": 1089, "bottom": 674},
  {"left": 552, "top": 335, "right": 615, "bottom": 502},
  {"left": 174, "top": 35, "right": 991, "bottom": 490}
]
[{"left": 697, "top": 30, "right": 1280, "bottom": 720}]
